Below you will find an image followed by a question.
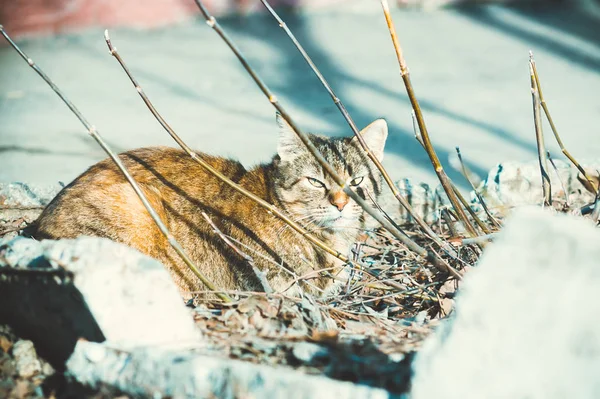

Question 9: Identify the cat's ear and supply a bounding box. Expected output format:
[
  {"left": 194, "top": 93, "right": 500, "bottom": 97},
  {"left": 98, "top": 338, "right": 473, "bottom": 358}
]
[
  {"left": 276, "top": 112, "right": 304, "bottom": 162},
  {"left": 353, "top": 119, "right": 388, "bottom": 161}
]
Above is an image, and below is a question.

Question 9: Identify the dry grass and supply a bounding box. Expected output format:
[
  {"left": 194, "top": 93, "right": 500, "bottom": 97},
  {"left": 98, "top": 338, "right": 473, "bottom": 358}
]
[{"left": 187, "top": 219, "right": 476, "bottom": 385}]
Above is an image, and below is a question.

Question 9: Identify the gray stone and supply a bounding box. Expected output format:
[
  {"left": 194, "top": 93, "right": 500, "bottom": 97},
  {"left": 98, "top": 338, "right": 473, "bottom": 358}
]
[
  {"left": 0, "top": 183, "right": 62, "bottom": 209},
  {"left": 0, "top": 236, "right": 201, "bottom": 368},
  {"left": 411, "top": 207, "right": 600, "bottom": 399},
  {"left": 11, "top": 340, "right": 42, "bottom": 379},
  {"left": 475, "top": 159, "right": 599, "bottom": 217},
  {"left": 66, "top": 340, "right": 390, "bottom": 399},
  {"left": 0, "top": 183, "right": 62, "bottom": 238},
  {"left": 291, "top": 342, "right": 327, "bottom": 363}
]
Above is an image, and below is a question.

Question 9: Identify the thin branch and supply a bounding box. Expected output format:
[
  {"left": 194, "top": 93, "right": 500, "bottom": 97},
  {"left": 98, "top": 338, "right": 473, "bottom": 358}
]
[
  {"left": 103, "top": 30, "right": 429, "bottom": 290},
  {"left": 191, "top": 1, "right": 454, "bottom": 273},
  {"left": 221, "top": 234, "right": 330, "bottom": 294},
  {"left": 103, "top": 30, "right": 347, "bottom": 264},
  {"left": 379, "top": 0, "right": 477, "bottom": 238},
  {"left": 279, "top": 266, "right": 339, "bottom": 294},
  {"left": 530, "top": 52, "right": 598, "bottom": 196},
  {"left": 364, "top": 189, "right": 404, "bottom": 232},
  {"left": 0, "top": 25, "right": 232, "bottom": 303},
  {"left": 451, "top": 184, "right": 490, "bottom": 234},
  {"left": 449, "top": 233, "right": 497, "bottom": 246},
  {"left": 455, "top": 147, "right": 501, "bottom": 229},
  {"left": 201, "top": 212, "right": 273, "bottom": 294},
  {"left": 529, "top": 56, "right": 551, "bottom": 206},
  {"left": 412, "top": 112, "right": 491, "bottom": 234},
  {"left": 257, "top": 0, "right": 452, "bottom": 256},
  {"left": 547, "top": 151, "right": 569, "bottom": 207},
  {"left": 440, "top": 209, "right": 457, "bottom": 237}
]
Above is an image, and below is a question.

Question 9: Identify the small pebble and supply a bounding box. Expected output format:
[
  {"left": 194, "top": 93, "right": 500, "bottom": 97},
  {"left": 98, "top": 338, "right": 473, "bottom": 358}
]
[
  {"left": 291, "top": 342, "right": 326, "bottom": 363},
  {"left": 11, "top": 340, "right": 42, "bottom": 379}
]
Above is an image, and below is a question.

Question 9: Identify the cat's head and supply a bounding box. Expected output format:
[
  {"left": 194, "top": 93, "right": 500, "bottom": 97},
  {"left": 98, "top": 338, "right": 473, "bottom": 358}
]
[{"left": 273, "top": 113, "right": 388, "bottom": 236}]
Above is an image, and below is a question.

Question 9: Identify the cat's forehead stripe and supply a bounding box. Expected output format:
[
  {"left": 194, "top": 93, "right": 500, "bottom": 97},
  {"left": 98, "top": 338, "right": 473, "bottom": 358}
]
[{"left": 315, "top": 136, "right": 352, "bottom": 177}]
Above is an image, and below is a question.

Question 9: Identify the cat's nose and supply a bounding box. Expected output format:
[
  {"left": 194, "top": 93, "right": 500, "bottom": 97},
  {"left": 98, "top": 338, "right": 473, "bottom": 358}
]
[{"left": 329, "top": 191, "right": 349, "bottom": 212}]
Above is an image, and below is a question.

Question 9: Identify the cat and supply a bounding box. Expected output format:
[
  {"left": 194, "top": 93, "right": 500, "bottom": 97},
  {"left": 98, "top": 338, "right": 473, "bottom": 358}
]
[{"left": 30, "top": 114, "right": 388, "bottom": 299}]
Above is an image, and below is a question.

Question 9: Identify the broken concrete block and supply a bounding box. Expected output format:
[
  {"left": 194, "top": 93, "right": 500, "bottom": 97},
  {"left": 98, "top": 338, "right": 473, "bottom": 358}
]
[
  {"left": 66, "top": 341, "right": 390, "bottom": 399},
  {"left": 0, "top": 182, "right": 62, "bottom": 240},
  {"left": 0, "top": 183, "right": 62, "bottom": 209},
  {"left": 475, "top": 159, "right": 599, "bottom": 215},
  {"left": 0, "top": 183, "right": 62, "bottom": 226},
  {"left": 411, "top": 207, "right": 600, "bottom": 399},
  {"left": 0, "top": 236, "right": 201, "bottom": 368}
]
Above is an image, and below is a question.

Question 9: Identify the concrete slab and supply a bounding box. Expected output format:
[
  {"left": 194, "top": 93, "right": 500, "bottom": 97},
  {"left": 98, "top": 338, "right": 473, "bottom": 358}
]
[{"left": 1, "top": 3, "right": 599, "bottom": 188}]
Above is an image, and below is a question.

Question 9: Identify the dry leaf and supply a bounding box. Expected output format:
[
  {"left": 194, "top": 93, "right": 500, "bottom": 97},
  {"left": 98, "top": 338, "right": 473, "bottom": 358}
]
[{"left": 0, "top": 336, "right": 12, "bottom": 353}]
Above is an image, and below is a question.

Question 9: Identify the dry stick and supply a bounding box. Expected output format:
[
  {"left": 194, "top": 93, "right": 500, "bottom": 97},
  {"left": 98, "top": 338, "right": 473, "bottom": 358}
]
[
  {"left": 379, "top": 0, "right": 477, "bottom": 239},
  {"left": 201, "top": 212, "right": 273, "bottom": 294},
  {"left": 364, "top": 189, "right": 405, "bottom": 235},
  {"left": 362, "top": 189, "right": 462, "bottom": 270},
  {"left": 192, "top": 1, "right": 459, "bottom": 278},
  {"left": 412, "top": 112, "right": 490, "bottom": 234},
  {"left": 258, "top": 0, "right": 452, "bottom": 255},
  {"left": 103, "top": 31, "right": 422, "bottom": 287},
  {"left": 455, "top": 232, "right": 497, "bottom": 246},
  {"left": 455, "top": 147, "right": 501, "bottom": 229},
  {"left": 451, "top": 185, "right": 489, "bottom": 234},
  {"left": 440, "top": 209, "right": 457, "bottom": 237},
  {"left": 547, "top": 151, "right": 570, "bottom": 207},
  {"left": 529, "top": 58, "right": 552, "bottom": 207},
  {"left": 0, "top": 26, "right": 232, "bottom": 303},
  {"left": 103, "top": 31, "right": 344, "bottom": 262},
  {"left": 530, "top": 53, "right": 598, "bottom": 196}
]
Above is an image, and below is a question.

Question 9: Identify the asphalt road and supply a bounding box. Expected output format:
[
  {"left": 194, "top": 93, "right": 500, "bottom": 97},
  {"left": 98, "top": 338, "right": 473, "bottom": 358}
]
[{"left": 1, "top": 2, "right": 599, "bottom": 188}]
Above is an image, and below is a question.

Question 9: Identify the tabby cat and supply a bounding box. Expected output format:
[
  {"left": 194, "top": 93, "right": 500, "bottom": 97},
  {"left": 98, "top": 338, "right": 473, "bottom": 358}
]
[{"left": 31, "top": 114, "right": 388, "bottom": 298}]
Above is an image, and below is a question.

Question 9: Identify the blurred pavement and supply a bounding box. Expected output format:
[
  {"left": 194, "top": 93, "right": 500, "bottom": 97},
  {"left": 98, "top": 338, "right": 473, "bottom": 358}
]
[{"left": 1, "top": 2, "right": 599, "bottom": 188}]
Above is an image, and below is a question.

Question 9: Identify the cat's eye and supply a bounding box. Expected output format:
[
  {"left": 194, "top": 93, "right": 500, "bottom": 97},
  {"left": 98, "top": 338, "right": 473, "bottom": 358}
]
[
  {"left": 307, "top": 177, "right": 326, "bottom": 188},
  {"left": 349, "top": 176, "right": 364, "bottom": 186}
]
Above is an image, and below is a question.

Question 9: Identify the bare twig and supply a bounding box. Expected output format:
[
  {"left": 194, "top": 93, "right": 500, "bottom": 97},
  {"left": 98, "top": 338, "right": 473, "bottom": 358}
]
[
  {"left": 364, "top": 189, "right": 408, "bottom": 241},
  {"left": 412, "top": 112, "right": 491, "bottom": 234},
  {"left": 451, "top": 184, "right": 490, "bottom": 234},
  {"left": 529, "top": 55, "right": 551, "bottom": 206},
  {"left": 379, "top": 0, "right": 477, "bottom": 238},
  {"left": 280, "top": 266, "right": 339, "bottom": 294},
  {"left": 221, "top": 234, "right": 331, "bottom": 294},
  {"left": 201, "top": 212, "right": 273, "bottom": 294},
  {"left": 449, "top": 233, "right": 497, "bottom": 246},
  {"left": 0, "top": 205, "right": 45, "bottom": 210},
  {"left": 192, "top": 1, "right": 456, "bottom": 274},
  {"left": 103, "top": 30, "right": 347, "bottom": 264},
  {"left": 0, "top": 226, "right": 26, "bottom": 235},
  {"left": 104, "top": 31, "right": 432, "bottom": 290},
  {"left": 440, "top": 209, "right": 458, "bottom": 237},
  {"left": 455, "top": 147, "right": 501, "bottom": 229},
  {"left": 530, "top": 52, "right": 597, "bottom": 196},
  {"left": 258, "top": 0, "right": 452, "bottom": 255},
  {"left": 547, "top": 151, "right": 570, "bottom": 207},
  {"left": 0, "top": 25, "right": 232, "bottom": 303}
]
